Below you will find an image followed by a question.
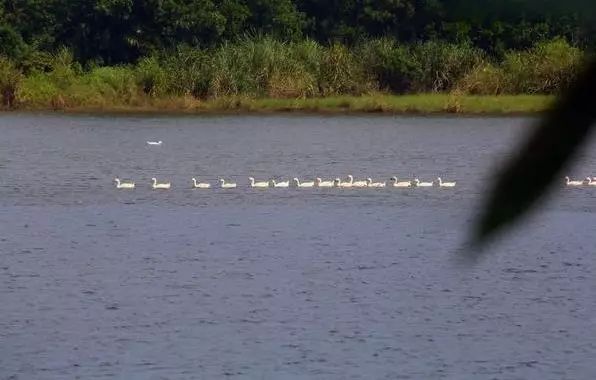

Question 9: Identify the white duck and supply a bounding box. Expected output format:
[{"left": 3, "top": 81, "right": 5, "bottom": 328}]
[
  {"left": 335, "top": 178, "right": 353, "bottom": 188},
  {"left": 348, "top": 175, "right": 368, "bottom": 188},
  {"left": 114, "top": 178, "right": 135, "bottom": 189},
  {"left": 565, "top": 176, "right": 584, "bottom": 186},
  {"left": 413, "top": 178, "right": 433, "bottom": 187},
  {"left": 294, "top": 178, "right": 315, "bottom": 188},
  {"left": 436, "top": 177, "right": 456, "bottom": 187},
  {"left": 151, "top": 178, "right": 171, "bottom": 189},
  {"left": 585, "top": 177, "right": 596, "bottom": 186},
  {"left": 316, "top": 178, "right": 335, "bottom": 188},
  {"left": 249, "top": 177, "right": 270, "bottom": 188},
  {"left": 147, "top": 141, "right": 162, "bottom": 146},
  {"left": 192, "top": 178, "right": 211, "bottom": 189},
  {"left": 272, "top": 179, "right": 290, "bottom": 188},
  {"left": 389, "top": 176, "right": 412, "bottom": 188},
  {"left": 219, "top": 179, "right": 237, "bottom": 189},
  {"left": 366, "top": 178, "right": 386, "bottom": 188}
]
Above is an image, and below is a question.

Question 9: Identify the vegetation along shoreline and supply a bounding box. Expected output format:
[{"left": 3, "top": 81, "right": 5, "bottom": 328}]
[
  {"left": 0, "top": 37, "right": 581, "bottom": 116},
  {"left": 1, "top": 1, "right": 591, "bottom": 115},
  {"left": 0, "top": 95, "right": 554, "bottom": 116}
]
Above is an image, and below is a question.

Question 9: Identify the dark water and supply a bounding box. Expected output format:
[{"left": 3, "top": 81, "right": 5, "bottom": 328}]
[{"left": 1, "top": 114, "right": 596, "bottom": 379}]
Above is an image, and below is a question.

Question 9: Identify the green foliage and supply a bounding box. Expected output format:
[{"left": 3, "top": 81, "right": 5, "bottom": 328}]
[
  {"left": 501, "top": 38, "right": 582, "bottom": 94},
  {"left": 17, "top": 47, "right": 82, "bottom": 108},
  {"left": 2, "top": 1, "right": 594, "bottom": 65},
  {"left": 17, "top": 48, "right": 139, "bottom": 108},
  {"left": 319, "top": 43, "right": 372, "bottom": 96},
  {"left": 357, "top": 38, "right": 416, "bottom": 93},
  {"left": 17, "top": 73, "right": 61, "bottom": 107},
  {"left": 48, "top": 47, "right": 80, "bottom": 88},
  {"left": 410, "top": 41, "right": 484, "bottom": 92},
  {"left": 242, "top": 0, "right": 305, "bottom": 40},
  {"left": 209, "top": 38, "right": 319, "bottom": 98},
  {"left": 3, "top": 37, "right": 586, "bottom": 110},
  {"left": 0, "top": 56, "right": 22, "bottom": 107},
  {"left": 209, "top": 41, "right": 256, "bottom": 97},
  {"left": 19, "top": 50, "right": 54, "bottom": 74},
  {"left": 0, "top": 25, "right": 27, "bottom": 59},
  {"left": 456, "top": 63, "right": 507, "bottom": 95},
  {"left": 160, "top": 47, "right": 213, "bottom": 98},
  {"left": 457, "top": 38, "right": 582, "bottom": 95},
  {"left": 135, "top": 56, "right": 166, "bottom": 96},
  {"left": 83, "top": 66, "right": 138, "bottom": 102}
]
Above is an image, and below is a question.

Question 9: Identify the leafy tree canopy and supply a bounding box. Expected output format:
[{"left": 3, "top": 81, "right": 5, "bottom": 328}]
[{"left": 0, "top": 0, "right": 593, "bottom": 63}]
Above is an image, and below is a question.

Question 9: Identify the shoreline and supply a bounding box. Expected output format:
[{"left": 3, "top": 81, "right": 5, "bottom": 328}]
[{"left": 1, "top": 94, "right": 554, "bottom": 116}]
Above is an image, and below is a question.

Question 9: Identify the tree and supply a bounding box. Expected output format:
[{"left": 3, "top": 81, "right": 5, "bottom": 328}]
[
  {"left": 0, "top": 24, "right": 26, "bottom": 58},
  {"left": 243, "top": 0, "right": 305, "bottom": 40}
]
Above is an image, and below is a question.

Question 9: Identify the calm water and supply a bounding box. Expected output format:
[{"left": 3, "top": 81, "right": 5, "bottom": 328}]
[{"left": 1, "top": 114, "right": 596, "bottom": 379}]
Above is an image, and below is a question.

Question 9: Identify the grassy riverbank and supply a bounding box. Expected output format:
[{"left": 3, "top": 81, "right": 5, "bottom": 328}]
[
  {"left": 12, "top": 94, "right": 552, "bottom": 115},
  {"left": 0, "top": 37, "right": 573, "bottom": 115}
]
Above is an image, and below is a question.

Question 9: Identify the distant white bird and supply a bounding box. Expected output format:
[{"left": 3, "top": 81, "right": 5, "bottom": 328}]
[
  {"left": 347, "top": 175, "right": 368, "bottom": 188},
  {"left": 366, "top": 178, "right": 386, "bottom": 188},
  {"left": 219, "top": 179, "right": 237, "bottom": 189},
  {"left": 249, "top": 177, "right": 270, "bottom": 188},
  {"left": 585, "top": 177, "right": 596, "bottom": 186},
  {"left": 151, "top": 177, "right": 171, "bottom": 189},
  {"left": 335, "top": 178, "right": 353, "bottom": 188},
  {"left": 272, "top": 179, "right": 290, "bottom": 188},
  {"left": 389, "top": 176, "right": 412, "bottom": 188},
  {"left": 413, "top": 178, "right": 433, "bottom": 187},
  {"left": 565, "top": 176, "right": 584, "bottom": 186},
  {"left": 192, "top": 178, "right": 211, "bottom": 189},
  {"left": 294, "top": 178, "right": 315, "bottom": 188},
  {"left": 436, "top": 177, "right": 456, "bottom": 187},
  {"left": 316, "top": 178, "right": 335, "bottom": 188},
  {"left": 147, "top": 141, "right": 162, "bottom": 146},
  {"left": 114, "top": 178, "right": 135, "bottom": 189}
]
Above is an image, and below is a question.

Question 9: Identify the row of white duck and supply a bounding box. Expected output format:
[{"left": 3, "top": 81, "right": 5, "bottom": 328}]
[
  {"left": 565, "top": 176, "right": 596, "bottom": 186},
  {"left": 114, "top": 176, "right": 456, "bottom": 189}
]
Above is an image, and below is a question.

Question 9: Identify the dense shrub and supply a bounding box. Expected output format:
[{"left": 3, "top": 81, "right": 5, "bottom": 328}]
[
  {"left": 17, "top": 73, "right": 61, "bottom": 107},
  {"left": 135, "top": 56, "right": 166, "bottom": 96},
  {"left": 456, "top": 63, "right": 508, "bottom": 95},
  {"left": 83, "top": 67, "right": 138, "bottom": 102},
  {"left": 410, "top": 41, "right": 485, "bottom": 92},
  {"left": 319, "top": 43, "right": 373, "bottom": 96},
  {"left": 457, "top": 38, "right": 582, "bottom": 95},
  {"left": 501, "top": 38, "right": 582, "bottom": 94},
  {"left": 0, "top": 56, "right": 22, "bottom": 107},
  {"left": 357, "top": 38, "right": 416, "bottom": 93},
  {"left": 47, "top": 47, "right": 80, "bottom": 89},
  {"left": 209, "top": 38, "right": 320, "bottom": 98},
  {"left": 160, "top": 47, "right": 212, "bottom": 98},
  {"left": 1, "top": 37, "right": 586, "bottom": 109}
]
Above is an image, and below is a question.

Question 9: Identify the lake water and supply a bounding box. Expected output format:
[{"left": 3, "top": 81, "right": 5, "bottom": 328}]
[{"left": 1, "top": 114, "right": 596, "bottom": 379}]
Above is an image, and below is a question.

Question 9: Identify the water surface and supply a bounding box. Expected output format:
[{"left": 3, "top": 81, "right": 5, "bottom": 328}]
[{"left": 1, "top": 114, "right": 595, "bottom": 379}]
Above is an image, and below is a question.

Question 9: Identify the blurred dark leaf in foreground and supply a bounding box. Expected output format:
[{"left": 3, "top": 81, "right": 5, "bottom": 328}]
[{"left": 468, "top": 57, "right": 596, "bottom": 256}]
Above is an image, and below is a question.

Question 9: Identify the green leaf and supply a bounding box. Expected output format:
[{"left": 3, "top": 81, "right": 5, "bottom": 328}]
[{"left": 468, "top": 57, "right": 596, "bottom": 255}]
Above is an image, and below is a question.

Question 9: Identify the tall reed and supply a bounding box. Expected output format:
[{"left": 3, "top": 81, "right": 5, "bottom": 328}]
[
  {"left": 0, "top": 56, "right": 22, "bottom": 108},
  {"left": 457, "top": 38, "right": 582, "bottom": 95},
  {"left": 1, "top": 37, "right": 585, "bottom": 110}
]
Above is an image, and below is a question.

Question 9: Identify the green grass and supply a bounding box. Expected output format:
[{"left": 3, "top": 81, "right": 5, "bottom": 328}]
[
  {"left": 455, "top": 95, "right": 554, "bottom": 113},
  {"left": 196, "top": 94, "right": 554, "bottom": 114},
  {"left": 9, "top": 93, "right": 554, "bottom": 115}
]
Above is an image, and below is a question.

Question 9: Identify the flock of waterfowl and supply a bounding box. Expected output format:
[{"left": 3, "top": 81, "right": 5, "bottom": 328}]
[
  {"left": 565, "top": 176, "right": 596, "bottom": 187},
  {"left": 112, "top": 175, "right": 596, "bottom": 190},
  {"left": 112, "top": 141, "right": 459, "bottom": 191},
  {"left": 127, "top": 142, "right": 592, "bottom": 191},
  {"left": 114, "top": 175, "right": 457, "bottom": 190}
]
